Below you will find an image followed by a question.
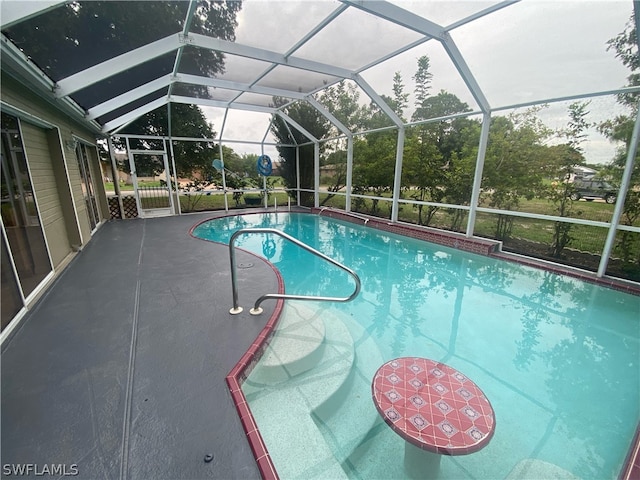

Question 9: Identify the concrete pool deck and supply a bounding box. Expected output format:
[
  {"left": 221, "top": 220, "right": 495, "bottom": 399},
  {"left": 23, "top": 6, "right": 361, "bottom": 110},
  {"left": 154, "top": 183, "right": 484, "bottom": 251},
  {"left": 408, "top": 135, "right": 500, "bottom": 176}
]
[{"left": 1, "top": 210, "right": 286, "bottom": 479}]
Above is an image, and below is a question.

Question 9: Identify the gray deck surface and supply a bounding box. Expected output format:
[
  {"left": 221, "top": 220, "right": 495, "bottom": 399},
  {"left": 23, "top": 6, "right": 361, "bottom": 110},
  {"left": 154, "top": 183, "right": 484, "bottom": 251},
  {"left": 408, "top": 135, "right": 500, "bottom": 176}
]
[{"left": 1, "top": 211, "right": 283, "bottom": 480}]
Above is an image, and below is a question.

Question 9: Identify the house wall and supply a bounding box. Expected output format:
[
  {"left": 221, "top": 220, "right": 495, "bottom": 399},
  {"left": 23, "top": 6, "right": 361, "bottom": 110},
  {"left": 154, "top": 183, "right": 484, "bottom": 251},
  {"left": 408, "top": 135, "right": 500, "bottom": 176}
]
[
  {"left": 1, "top": 72, "right": 105, "bottom": 335},
  {"left": 1, "top": 73, "right": 104, "bottom": 252}
]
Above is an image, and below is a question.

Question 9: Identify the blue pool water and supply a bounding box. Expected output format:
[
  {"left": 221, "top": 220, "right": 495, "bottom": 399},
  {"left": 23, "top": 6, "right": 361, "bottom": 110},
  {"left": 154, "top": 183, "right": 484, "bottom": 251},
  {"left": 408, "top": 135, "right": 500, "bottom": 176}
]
[{"left": 193, "top": 212, "right": 640, "bottom": 479}]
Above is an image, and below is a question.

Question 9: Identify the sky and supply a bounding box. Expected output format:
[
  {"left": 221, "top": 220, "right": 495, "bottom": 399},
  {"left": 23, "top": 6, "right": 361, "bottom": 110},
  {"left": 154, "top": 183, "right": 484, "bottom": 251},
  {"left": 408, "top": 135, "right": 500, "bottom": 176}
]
[{"left": 200, "top": 0, "right": 636, "bottom": 166}]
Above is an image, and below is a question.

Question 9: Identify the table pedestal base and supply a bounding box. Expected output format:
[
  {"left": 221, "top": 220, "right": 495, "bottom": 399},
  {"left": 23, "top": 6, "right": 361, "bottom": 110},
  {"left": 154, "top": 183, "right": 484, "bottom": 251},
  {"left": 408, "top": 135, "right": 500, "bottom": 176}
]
[{"left": 404, "top": 442, "right": 442, "bottom": 479}]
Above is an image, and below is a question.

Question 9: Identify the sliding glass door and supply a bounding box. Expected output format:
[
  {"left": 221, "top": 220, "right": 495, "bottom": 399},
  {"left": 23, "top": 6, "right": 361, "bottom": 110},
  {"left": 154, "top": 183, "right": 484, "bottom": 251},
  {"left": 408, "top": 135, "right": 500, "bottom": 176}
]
[
  {"left": 75, "top": 142, "right": 100, "bottom": 231},
  {"left": 0, "top": 112, "right": 52, "bottom": 331}
]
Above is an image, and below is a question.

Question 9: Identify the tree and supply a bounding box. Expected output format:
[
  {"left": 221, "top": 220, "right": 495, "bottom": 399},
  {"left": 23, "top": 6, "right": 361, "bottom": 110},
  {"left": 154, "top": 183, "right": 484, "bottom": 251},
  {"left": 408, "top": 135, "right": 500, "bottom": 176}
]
[
  {"left": 124, "top": 103, "right": 218, "bottom": 178},
  {"left": 318, "top": 80, "right": 368, "bottom": 131},
  {"left": 3, "top": 1, "right": 241, "bottom": 82},
  {"left": 392, "top": 72, "right": 409, "bottom": 121},
  {"left": 547, "top": 102, "right": 591, "bottom": 258},
  {"left": 605, "top": 13, "right": 639, "bottom": 111},
  {"left": 352, "top": 128, "right": 397, "bottom": 217},
  {"left": 483, "top": 106, "right": 552, "bottom": 239},
  {"left": 270, "top": 98, "right": 330, "bottom": 206},
  {"left": 315, "top": 81, "right": 368, "bottom": 203},
  {"left": 412, "top": 55, "right": 433, "bottom": 116},
  {"left": 409, "top": 87, "right": 477, "bottom": 229},
  {"left": 443, "top": 138, "right": 479, "bottom": 232}
]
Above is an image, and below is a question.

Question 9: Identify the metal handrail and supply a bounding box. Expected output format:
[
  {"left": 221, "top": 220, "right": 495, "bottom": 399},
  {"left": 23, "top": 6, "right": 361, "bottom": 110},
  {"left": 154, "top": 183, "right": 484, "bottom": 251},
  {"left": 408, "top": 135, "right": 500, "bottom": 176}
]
[
  {"left": 228, "top": 228, "right": 361, "bottom": 315},
  {"left": 319, "top": 206, "right": 370, "bottom": 224}
]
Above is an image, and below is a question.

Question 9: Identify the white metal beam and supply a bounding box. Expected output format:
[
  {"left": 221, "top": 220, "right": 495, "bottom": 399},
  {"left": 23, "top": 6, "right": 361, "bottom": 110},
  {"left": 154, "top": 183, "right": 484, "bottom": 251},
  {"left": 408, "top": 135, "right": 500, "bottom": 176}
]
[
  {"left": 598, "top": 106, "right": 640, "bottom": 277},
  {"left": 357, "top": 37, "right": 429, "bottom": 74},
  {"left": 390, "top": 127, "right": 406, "bottom": 222},
  {"left": 277, "top": 112, "right": 318, "bottom": 143},
  {"left": 343, "top": 1, "right": 491, "bottom": 113},
  {"left": 354, "top": 73, "right": 405, "bottom": 222},
  {"left": 88, "top": 73, "right": 307, "bottom": 121},
  {"left": 169, "top": 0, "right": 199, "bottom": 97},
  {"left": 466, "top": 113, "right": 491, "bottom": 235},
  {"left": 445, "top": 1, "right": 519, "bottom": 31},
  {"left": 341, "top": 0, "right": 445, "bottom": 39},
  {"left": 187, "top": 33, "right": 354, "bottom": 80},
  {"left": 1, "top": 34, "right": 54, "bottom": 91},
  {"left": 354, "top": 74, "right": 403, "bottom": 127},
  {"left": 86, "top": 75, "right": 172, "bottom": 120},
  {"left": 1, "top": 1, "right": 68, "bottom": 29},
  {"left": 169, "top": 95, "right": 276, "bottom": 114},
  {"left": 102, "top": 97, "right": 167, "bottom": 133},
  {"left": 285, "top": 4, "right": 348, "bottom": 57},
  {"left": 55, "top": 33, "right": 181, "bottom": 97},
  {"left": 175, "top": 73, "right": 307, "bottom": 100},
  {"left": 1, "top": 34, "right": 102, "bottom": 132},
  {"left": 306, "top": 97, "right": 352, "bottom": 137},
  {"left": 440, "top": 33, "right": 490, "bottom": 112},
  {"left": 493, "top": 86, "right": 640, "bottom": 114}
]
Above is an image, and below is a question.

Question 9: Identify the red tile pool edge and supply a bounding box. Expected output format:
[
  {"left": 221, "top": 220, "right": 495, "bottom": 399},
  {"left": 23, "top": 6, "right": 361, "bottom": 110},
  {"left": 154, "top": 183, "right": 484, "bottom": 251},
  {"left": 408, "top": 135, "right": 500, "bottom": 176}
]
[
  {"left": 190, "top": 212, "right": 286, "bottom": 480},
  {"left": 224, "top": 256, "right": 285, "bottom": 480},
  {"left": 620, "top": 424, "right": 640, "bottom": 480},
  {"left": 210, "top": 210, "right": 639, "bottom": 480}
]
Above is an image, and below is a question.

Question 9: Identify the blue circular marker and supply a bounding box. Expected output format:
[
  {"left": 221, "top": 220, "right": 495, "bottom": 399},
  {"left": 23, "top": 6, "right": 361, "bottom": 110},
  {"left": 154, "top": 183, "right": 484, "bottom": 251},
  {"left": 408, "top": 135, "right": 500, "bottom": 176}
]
[
  {"left": 256, "top": 155, "right": 272, "bottom": 176},
  {"left": 212, "top": 159, "right": 224, "bottom": 171}
]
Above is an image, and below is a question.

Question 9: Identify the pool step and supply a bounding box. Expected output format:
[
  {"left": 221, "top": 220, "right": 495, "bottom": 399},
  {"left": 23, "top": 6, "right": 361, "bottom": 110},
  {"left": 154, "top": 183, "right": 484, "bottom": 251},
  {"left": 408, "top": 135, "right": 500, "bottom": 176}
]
[
  {"left": 311, "top": 308, "right": 385, "bottom": 465},
  {"left": 506, "top": 459, "right": 580, "bottom": 479},
  {"left": 247, "top": 302, "right": 326, "bottom": 384},
  {"left": 242, "top": 302, "right": 356, "bottom": 480}
]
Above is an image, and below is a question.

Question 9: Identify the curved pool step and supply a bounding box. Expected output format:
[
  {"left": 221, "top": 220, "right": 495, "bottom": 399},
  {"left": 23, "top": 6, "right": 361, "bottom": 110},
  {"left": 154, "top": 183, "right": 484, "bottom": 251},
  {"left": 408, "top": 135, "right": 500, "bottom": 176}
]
[
  {"left": 246, "top": 301, "right": 327, "bottom": 384},
  {"left": 311, "top": 308, "right": 385, "bottom": 465},
  {"left": 506, "top": 459, "right": 580, "bottom": 479},
  {"left": 242, "top": 302, "right": 356, "bottom": 480}
]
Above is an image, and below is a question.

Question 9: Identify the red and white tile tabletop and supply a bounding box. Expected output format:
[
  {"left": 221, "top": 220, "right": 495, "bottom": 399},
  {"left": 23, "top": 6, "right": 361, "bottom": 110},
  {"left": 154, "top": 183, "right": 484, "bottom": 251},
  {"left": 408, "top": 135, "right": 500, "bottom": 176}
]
[{"left": 372, "top": 357, "right": 495, "bottom": 455}]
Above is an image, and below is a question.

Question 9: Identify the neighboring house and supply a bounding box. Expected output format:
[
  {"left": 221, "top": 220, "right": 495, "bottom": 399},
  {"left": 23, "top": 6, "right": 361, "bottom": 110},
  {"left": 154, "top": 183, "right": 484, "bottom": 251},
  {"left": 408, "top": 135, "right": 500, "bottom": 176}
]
[{"left": 1, "top": 72, "right": 108, "bottom": 338}]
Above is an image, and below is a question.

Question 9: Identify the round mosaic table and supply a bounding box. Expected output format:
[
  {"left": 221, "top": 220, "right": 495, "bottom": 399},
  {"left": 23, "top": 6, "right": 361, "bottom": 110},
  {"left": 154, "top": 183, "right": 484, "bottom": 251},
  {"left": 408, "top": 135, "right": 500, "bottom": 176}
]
[{"left": 371, "top": 357, "right": 496, "bottom": 477}]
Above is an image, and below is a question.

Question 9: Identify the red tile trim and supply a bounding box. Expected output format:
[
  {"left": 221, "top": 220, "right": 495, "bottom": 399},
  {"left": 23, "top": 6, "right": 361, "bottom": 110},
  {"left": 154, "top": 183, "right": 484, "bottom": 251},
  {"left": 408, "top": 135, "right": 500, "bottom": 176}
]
[
  {"left": 312, "top": 208, "right": 640, "bottom": 296},
  {"left": 313, "top": 208, "right": 500, "bottom": 256},
  {"left": 489, "top": 252, "right": 640, "bottom": 296},
  {"left": 620, "top": 423, "right": 640, "bottom": 480},
  {"left": 193, "top": 210, "right": 639, "bottom": 480},
  {"left": 223, "top": 256, "right": 285, "bottom": 479}
]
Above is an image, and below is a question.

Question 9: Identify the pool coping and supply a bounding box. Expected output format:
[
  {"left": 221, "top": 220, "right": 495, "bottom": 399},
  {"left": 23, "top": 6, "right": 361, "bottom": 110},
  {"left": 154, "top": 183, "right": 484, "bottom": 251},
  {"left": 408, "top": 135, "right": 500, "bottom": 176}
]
[{"left": 214, "top": 209, "right": 639, "bottom": 480}]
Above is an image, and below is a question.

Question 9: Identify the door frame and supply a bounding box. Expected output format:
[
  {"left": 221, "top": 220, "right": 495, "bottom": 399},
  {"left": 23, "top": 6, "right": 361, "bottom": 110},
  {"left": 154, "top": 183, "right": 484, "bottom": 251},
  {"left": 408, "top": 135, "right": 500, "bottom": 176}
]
[{"left": 127, "top": 148, "right": 175, "bottom": 218}]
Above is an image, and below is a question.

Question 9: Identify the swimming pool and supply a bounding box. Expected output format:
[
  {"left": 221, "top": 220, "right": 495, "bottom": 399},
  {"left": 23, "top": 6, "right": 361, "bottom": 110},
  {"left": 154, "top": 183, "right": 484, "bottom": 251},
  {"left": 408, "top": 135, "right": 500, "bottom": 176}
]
[{"left": 193, "top": 212, "right": 639, "bottom": 479}]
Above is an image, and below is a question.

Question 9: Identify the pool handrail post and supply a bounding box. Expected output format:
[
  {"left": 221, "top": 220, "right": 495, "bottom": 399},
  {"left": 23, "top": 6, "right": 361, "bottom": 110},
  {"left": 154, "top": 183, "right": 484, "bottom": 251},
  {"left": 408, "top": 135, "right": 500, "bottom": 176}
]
[
  {"left": 228, "top": 227, "right": 361, "bottom": 315},
  {"left": 228, "top": 229, "right": 243, "bottom": 314}
]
